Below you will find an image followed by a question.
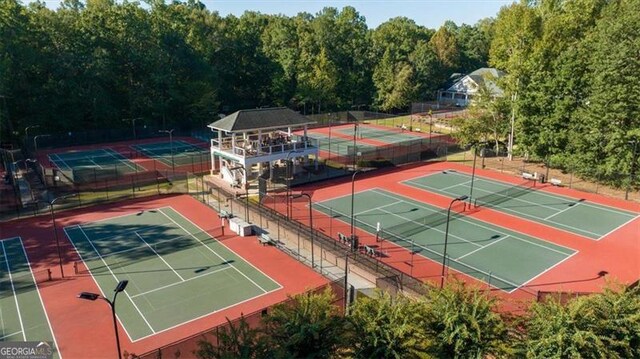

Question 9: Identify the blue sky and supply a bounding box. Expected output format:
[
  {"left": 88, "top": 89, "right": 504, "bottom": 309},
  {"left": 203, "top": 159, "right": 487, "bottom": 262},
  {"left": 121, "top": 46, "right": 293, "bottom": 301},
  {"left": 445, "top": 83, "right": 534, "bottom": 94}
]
[{"left": 37, "top": 0, "right": 514, "bottom": 29}]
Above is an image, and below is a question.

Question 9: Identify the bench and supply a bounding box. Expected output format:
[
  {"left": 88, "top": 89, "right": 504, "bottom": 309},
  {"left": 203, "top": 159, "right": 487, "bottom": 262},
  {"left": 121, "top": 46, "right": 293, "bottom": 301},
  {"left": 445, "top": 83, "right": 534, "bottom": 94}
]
[
  {"left": 258, "top": 233, "right": 274, "bottom": 246},
  {"left": 549, "top": 178, "right": 562, "bottom": 186},
  {"left": 362, "top": 245, "right": 376, "bottom": 257},
  {"left": 338, "top": 232, "right": 349, "bottom": 246},
  {"left": 522, "top": 172, "right": 536, "bottom": 180}
]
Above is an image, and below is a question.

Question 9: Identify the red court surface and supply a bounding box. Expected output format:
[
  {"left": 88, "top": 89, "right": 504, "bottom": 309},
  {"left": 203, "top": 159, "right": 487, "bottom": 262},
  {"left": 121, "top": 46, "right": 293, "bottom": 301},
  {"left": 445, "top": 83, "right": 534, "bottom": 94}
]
[
  {"left": 0, "top": 195, "right": 327, "bottom": 358},
  {"left": 287, "top": 161, "right": 639, "bottom": 305}
]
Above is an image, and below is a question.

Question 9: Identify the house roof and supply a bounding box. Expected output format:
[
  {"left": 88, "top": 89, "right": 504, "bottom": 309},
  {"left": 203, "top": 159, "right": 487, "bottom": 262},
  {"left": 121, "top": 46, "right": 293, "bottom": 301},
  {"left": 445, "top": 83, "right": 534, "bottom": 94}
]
[
  {"left": 208, "top": 107, "right": 315, "bottom": 132},
  {"left": 445, "top": 67, "right": 505, "bottom": 97}
]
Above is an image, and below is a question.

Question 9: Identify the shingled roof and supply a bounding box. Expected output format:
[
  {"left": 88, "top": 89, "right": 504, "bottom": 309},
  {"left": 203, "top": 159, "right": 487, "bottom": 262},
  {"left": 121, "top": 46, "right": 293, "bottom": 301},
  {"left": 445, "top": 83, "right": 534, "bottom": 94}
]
[{"left": 208, "top": 107, "right": 315, "bottom": 132}]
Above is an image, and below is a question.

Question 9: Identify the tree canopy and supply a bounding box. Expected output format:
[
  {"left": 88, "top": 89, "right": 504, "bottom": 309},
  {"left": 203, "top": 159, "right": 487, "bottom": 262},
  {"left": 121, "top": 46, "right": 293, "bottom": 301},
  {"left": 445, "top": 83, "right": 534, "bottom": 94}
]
[{"left": 0, "top": 0, "right": 492, "bottom": 142}]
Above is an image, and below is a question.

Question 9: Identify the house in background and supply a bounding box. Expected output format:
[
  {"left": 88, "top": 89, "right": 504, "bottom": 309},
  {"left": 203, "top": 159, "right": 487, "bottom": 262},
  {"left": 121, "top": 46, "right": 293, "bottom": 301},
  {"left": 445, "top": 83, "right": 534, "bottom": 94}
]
[{"left": 437, "top": 68, "right": 505, "bottom": 107}]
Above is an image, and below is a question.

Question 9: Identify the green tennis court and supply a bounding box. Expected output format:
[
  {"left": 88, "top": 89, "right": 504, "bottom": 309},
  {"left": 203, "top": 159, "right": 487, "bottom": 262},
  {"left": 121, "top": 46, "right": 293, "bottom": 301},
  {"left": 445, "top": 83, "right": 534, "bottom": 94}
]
[
  {"left": 337, "top": 126, "right": 425, "bottom": 144},
  {"left": 64, "top": 207, "right": 281, "bottom": 341},
  {"left": 49, "top": 148, "right": 143, "bottom": 173},
  {"left": 316, "top": 189, "right": 576, "bottom": 292},
  {"left": 306, "top": 131, "right": 375, "bottom": 157},
  {"left": 132, "top": 140, "right": 208, "bottom": 167},
  {"left": 1, "top": 237, "right": 60, "bottom": 358},
  {"left": 403, "top": 170, "right": 638, "bottom": 240}
]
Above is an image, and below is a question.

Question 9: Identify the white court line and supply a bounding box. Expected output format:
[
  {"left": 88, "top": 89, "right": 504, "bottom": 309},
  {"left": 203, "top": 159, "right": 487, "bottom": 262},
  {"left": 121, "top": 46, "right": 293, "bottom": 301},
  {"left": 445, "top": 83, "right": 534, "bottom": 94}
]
[
  {"left": 75, "top": 225, "right": 156, "bottom": 334},
  {"left": 355, "top": 200, "right": 405, "bottom": 215},
  {"left": 130, "top": 266, "right": 232, "bottom": 299},
  {"left": 101, "top": 148, "right": 138, "bottom": 172},
  {"left": 517, "top": 250, "right": 580, "bottom": 290},
  {"left": 445, "top": 170, "right": 638, "bottom": 216},
  {"left": 0, "top": 331, "right": 23, "bottom": 340},
  {"left": 51, "top": 153, "right": 73, "bottom": 171},
  {"left": 545, "top": 201, "right": 581, "bottom": 220},
  {"left": 134, "top": 232, "right": 185, "bottom": 281},
  {"left": 375, "top": 207, "right": 483, "bottom": 248},
  {"left": 406, "top": 180, "right": 602, "bottom": 238},
  {"left": 456, "top": 235, "right": 510, "bottom": 260},
  {"left": 86, "top": 157, "right": 103, "bottom": 169},
  {"left": 373, "top": 189, "right": 575, "bottom": 256},
  {"left": 0, "top": 307, "right": 5, "bottom": 338},
  {"left": 440, "top": 179, "right": 473, "bottom": 192},
  {"left": 598, "top": 215, "right": 640, "bottom": 240},
  {"left": 64, "top": 227, "right": 137, "bottom": 342},
  {"left": 409, "top": 179, "right": 563, "bottom": 212},
  {"left": 157, "top": 208, "right": 270, "bottom": 293},
  {"left": 317, "top": 187, "right": 575, "bottom": 293},
  {"left": 18, "top": 237, "right": 63, "bottom": 359},
  {"left": 129, "top": 278, "right": 278, "bottom": 343},
  {"left": 0, "top": 240, "right": 26, "bottom": 341},
  {"left": 160, "top": 206, "right": 283, "bottom": 291}
]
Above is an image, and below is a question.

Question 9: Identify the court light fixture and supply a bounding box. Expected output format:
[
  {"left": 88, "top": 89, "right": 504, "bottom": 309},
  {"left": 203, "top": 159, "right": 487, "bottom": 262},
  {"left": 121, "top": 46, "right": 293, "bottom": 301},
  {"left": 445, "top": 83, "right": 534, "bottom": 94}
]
[
  {"left": 350, "top": 169, "right": 364, "bottom": 249},
  {"left": 40, "top": 193, "right": 78, "bottom": 279},
  {"left": 291, "top": 193, "right": 314, "bottom": 268},
  {"left": 78, "top": 280, "right": 128, "bottom": 359},
  {"left": 440, "top": 195, "right": 468, "bottom": 289},
  {"left": 159, "top": 129, "right": 175, "bottom": 172},
  {"left": 34, "top": 134, "right": 51, "bottom": 153}
]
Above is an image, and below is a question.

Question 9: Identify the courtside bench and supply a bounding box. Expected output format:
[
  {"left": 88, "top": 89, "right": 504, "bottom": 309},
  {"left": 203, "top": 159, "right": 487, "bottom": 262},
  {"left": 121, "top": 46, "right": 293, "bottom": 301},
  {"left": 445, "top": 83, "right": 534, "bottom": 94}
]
[
  {"left": 549, "top": 178, "right": 562, "bottom": 186},
  {"left": 258, "top": 233, "right": 282, "bottom": 246}
]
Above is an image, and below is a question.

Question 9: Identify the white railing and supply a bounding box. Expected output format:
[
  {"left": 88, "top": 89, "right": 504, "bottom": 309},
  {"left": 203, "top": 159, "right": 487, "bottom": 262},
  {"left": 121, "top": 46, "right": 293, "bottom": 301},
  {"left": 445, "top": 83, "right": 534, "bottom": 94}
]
[{"left": 211, "top": 137, "right": 318, "bottom": 158}]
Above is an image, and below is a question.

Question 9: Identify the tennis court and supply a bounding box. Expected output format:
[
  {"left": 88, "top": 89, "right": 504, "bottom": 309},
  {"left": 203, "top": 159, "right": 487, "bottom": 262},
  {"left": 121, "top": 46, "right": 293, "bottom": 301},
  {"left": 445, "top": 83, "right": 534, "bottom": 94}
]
[
  {"left": 304, "top": 131, "right": 375, "bottom": 157},
  {"left": 337, "top": 125, "right": 426, "bottom": 144},
  {"left": 315, "top": 189, "right": 576, "bottom": 292},
  {"left": 0, "top": 237, "right": 60, "bottom": 358},
  {"left": 49, "top": 148, "right": 143, "bottom": 173},
  {"left": 64, "top": 207, "right": 281, "bottom": 342},
  {"left": 403, "top": 170, "right": 638, "bottom": 240},
  {"left": 132, "top": 140, "right": 208, "bottom": 168}
]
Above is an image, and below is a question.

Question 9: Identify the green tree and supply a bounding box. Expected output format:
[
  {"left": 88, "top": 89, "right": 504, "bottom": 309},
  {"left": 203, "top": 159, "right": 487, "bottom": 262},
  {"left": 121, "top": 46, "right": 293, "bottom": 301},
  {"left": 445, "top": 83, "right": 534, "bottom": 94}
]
[
  {"left": 521, "top": 283, "right": 640, "bottom": 359},
  {"left": 262, "top": 288, "right": 347, "bottom": 358},
  {"left": 196, "top": 316, "right": 271, "bottom": 359},
  {"left": 452, "top": 75, "right": 510, "bottom": 152},
  {"left": 349, "top": 290, "right": 430, "bottom": 358},
  {"left": 421, "top": 281, "right": 511, "bottom": 358},
  {"left": 429, "top": 25, "right": 460, "bottom": 72}
]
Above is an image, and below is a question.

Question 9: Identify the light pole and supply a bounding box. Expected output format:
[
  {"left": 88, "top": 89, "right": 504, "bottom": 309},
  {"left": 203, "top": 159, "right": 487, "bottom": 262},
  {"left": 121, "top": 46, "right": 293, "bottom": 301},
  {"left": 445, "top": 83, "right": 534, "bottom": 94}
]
[
  {"left": 159, "top": 129, "right": 175, "bottom": 172},
  {"left": 34, "top": 134, "right": 50, "bottom": 153},
  {"left": 123, "top": 117, "right": 142, "bottom": 140},
  {"left": 78, "top": 280, "right": 129, "bottom": 359},
  {"left": 626, "top": 139, "right": 638, "bottom": 200},
  {"left": 440, "top": 195, "right": 468, "bottom": 289},
  {"left": 469, "top": 143, "right": 478, "bottom": 208},
  {"left": 25, "top": 125, "right": 39, "bottom": 150},
  {"left": 350, "top": 169, "right": 363, "bottom": 247},
  {"left": 352, "top": 122, "right": 358, "bottom": 170},
  {"left": 292, "top": 193, "right": 314, "bottom": 268},
  {"left": 285, "top": 149, "right": 303, "bottom": 219},
  {"left": 44, "top": 193, "right": 78, "bottom": 278}
]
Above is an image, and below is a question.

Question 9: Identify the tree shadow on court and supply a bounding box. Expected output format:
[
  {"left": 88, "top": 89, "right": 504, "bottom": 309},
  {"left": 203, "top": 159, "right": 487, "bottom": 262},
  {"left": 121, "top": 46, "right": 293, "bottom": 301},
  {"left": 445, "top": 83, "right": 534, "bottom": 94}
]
[{"left": 67, "top": 219, "right": 231, "bottom": 276}]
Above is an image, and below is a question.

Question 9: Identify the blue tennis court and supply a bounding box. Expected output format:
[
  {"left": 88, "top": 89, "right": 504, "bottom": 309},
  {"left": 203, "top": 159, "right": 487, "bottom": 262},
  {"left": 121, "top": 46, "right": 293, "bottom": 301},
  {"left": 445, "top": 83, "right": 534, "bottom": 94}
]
[
  {"left": 132, "top": 140, "right": 208, "bottom": 167},
  {"left": 49, "top": 148, "right": 143, "bottom": 173}
]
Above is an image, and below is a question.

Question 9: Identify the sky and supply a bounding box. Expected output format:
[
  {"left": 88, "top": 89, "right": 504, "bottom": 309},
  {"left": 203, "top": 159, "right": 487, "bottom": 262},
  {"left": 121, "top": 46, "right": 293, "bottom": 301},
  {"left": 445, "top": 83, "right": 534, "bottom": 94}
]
[{"left": 37, "top": 0, "right": 514, "bottom": 29}]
